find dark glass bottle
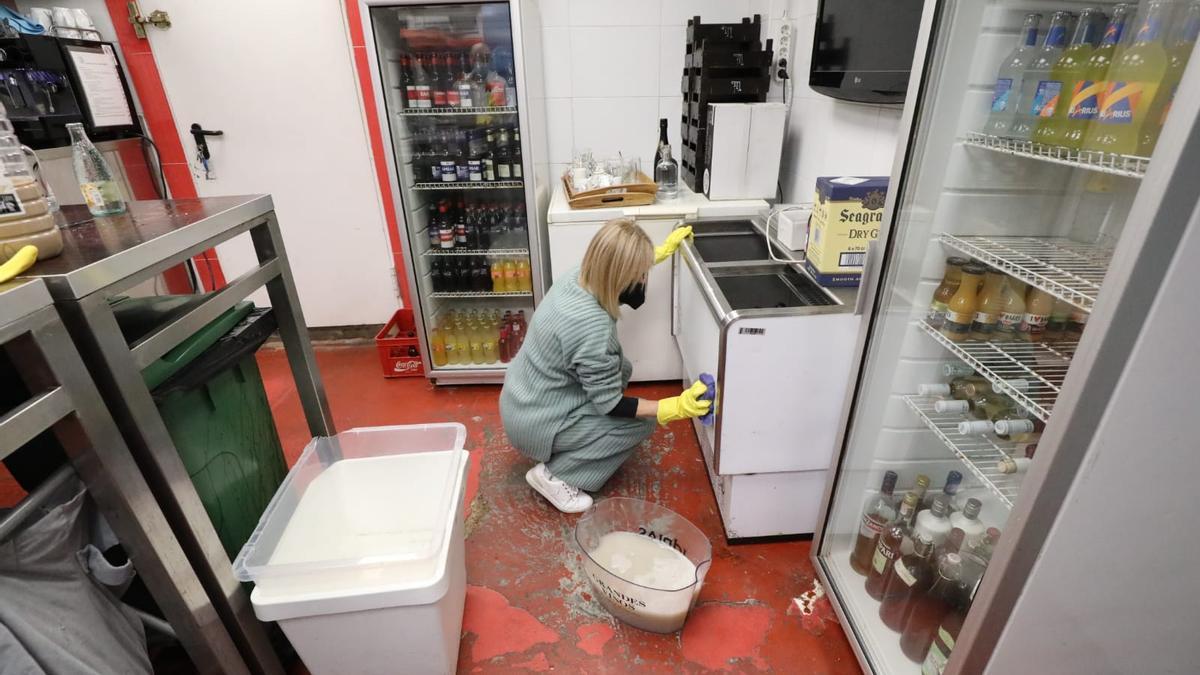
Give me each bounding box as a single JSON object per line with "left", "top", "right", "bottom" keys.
{"left": 850, "top": 471, "right": 898, "bottom": 575}
{"left": 866, "top": 490, "right": 920, "bottom": 599}
{"left": 879, "top": 535, "right": 936, "bottom": 631}
{"left": 900, "top": 551, "right": 966, "bottom": 662}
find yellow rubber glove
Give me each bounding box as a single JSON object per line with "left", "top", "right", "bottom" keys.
{"left": 653, "top": 225, "right": 694, "bottom": 264}
{"left": 656, "top": 379, "right": 712, "bottom": 425}
{"left": 0, "top": 245, "right": 38, "bottom": 283}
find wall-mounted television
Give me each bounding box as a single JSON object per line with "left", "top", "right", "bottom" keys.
{"left": 809, "top": 0, "right": 924, "bottom": 104}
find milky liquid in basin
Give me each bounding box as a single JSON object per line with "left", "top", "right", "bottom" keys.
{"left": 584, "top": 531, "right": 700, "bottom": 633}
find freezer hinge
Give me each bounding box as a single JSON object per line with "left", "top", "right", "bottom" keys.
{"left": 127, "top": 3, "right": 171, "bottom": 39}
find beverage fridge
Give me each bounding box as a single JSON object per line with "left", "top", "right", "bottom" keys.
{"left": 813, "top": 1, "right": 1200, "bottom": 673}
{"left": 359, "top": 0, "right": 549, "bottom": 383}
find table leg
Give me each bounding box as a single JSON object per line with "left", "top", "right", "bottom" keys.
{"left": 53, "top": 295, "right": 284, "bottom": 675}
{"left": 7, "top": 310, "right": 249, "bottom": 675}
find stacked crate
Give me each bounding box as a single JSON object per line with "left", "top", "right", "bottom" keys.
{"left": 680, "top": 15, "right": 773, "bottom": 191}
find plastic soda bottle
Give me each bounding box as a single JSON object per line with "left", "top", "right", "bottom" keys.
{"left": 430, "top": 327, "right": 448, "bottom": 366}
{"left": 985, "top": 13, "right": 1043, "bottom": 136}
{"left": 1060, "top": 5, "right": 1133, "bottom": 149}
{"left": 1138, "top": 1, "right": 1200, "bottom": 156}
{"left": 1009, "top": 11, "right": 1073, "bottom": 140}
{"left": 1084, "top": 1, "right": 1171, "bottom": 155}
{"left": 1033, "top": 8, "right": 1104, "bottom": 146}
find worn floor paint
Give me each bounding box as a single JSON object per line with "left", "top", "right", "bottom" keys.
{"left": 249, "top": 345, "right": 862, "bottom": 673}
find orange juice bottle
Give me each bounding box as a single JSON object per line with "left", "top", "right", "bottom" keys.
{"left": 503, "top": 258, "right": 519, "bottom": 292}
{"left": 941, "top": 263, "right": 987, "bottom": 342}
{"left": 491, "top": 260, "right": 505, "bottom": 293}
{"left": 969, "top": 268, "right": 1007, "bottom": 340}
{"left": 1020, "top": 287, "right": 1056, "bottom": 342}
{"left": 430, "top": 327, "right": 448, "bottom": 366}
{"left": 516, "top": 258, "right": 532, "bottom": 292}
{"left": 993, "top": 278, "right": 1027, "bottom": 341}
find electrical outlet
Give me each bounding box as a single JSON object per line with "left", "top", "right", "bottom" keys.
{"left": 774, "top": 15, "right": 794, "bottom": 83}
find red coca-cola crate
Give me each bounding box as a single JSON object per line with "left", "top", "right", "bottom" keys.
{"left": 375, "top": 309, "right": 424, "bottom": 378}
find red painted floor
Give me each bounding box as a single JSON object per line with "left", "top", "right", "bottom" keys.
{"left": 257, "top": 344, "right": 858, "bottom": 674}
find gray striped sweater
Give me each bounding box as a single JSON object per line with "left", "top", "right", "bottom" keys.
{"left": 499, "top": 267, "right": 630, "bottom": 461}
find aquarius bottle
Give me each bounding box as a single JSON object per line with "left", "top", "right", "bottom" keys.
{"left": 1008, "top": 11, "right": 1073, "bottom": 140}
{"left": 1033, "top": 8, "right": 1103, "bottom": 146}
{"left": 985, "top": 13, "right": 1042, "bottom": 136}
{"left": 1084, "top": 1, "right": 1170, "bottom": 155}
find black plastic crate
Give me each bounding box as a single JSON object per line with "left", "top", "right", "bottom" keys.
{"left": 686, "top": 74, "right": 770, "bottom": 101}
{"left": 686, "top": 15, "right": 762, "bottom": 47}
{"left": 685, "top": 40, "right": 774, "bottom": 71}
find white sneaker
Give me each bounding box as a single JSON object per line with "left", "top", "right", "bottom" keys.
{"left": 525, "top": 463, "right": 593, "bottom": 513}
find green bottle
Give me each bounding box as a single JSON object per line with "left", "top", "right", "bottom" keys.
{"left": 1084, "top": 1, "right": 1171, "bottom": 155}
{"left": 1137, "top": 1, "right": 1200, "bottom": 156}
{"left": 1060, "top": 5, "right": 1133, "bottom": 149}
{"left": 1033, "top": 8, "right": 1104, "bottom": 147}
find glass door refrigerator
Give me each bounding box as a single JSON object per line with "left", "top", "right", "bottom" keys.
{"left": 361, "top": 0, "right": 549, "bottom": 383}
{"left": 814, "top": 1, "right": 1200, "bottom": 673}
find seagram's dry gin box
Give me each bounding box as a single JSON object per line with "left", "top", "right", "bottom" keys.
{"left": 804, "top": 176, "right": 889, "bottom": 287}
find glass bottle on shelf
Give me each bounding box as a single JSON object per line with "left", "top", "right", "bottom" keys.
{"left": 400, "top": 53, "right": 414, "bottom": 109}
{"left": 1084, "top": 1, "right": 1171, "bottom": 155}
{"left": 1044, "top": 298, "right": 1072, "bottom": 341}
{"left": 927, "top": 257, "right": 967, "bottom": 329}
{"left": 654, "top": 118, "right": 669, "bottom": 166}
{"left": 940, "top": 263, "right": 987, "bottom": 341}
{"left": 899, "top": 550, "right": 965, "bottom": 663}
{"left": 850, "top": 470, "right": 899, "bottom": 576}
{"left": 516, "top": 258, "right": 532, "bottom": 292}
{"left": 68, "top": 123, "right": 125, "bottom": 216}
{"left": 482, "top": 128, "right": 497, "bottom": 181}
{"left": 1032, "top": 7, "right": 1103, "bottom": 146}
{"left": 429, "top": 53, "right": 447, "bottom": 108}
{"left": 411, "top": 53, "right": 432, "bottom": 109}
{"left": 913, "top": 495, "right": 953, "bottom": 548}
{"left": 866, "top": 490, "right": 920, "bottom": 599}
{"left": 486, "top": 61, "right": 507, "bottom": 107}
{"left": 969, "top": 268, "right": 1007, "bottom": 340}
{"left": 879, "top": 535, "right": 936, "bottom": 632}
{"left": 430, "top": 327, "right": 447, "bottom": 366}
{"left": 503, "top": 257, "right": 519, "bottom": 292}
{"left": 923, "top": 471, "right": 963, "bottom": 512}
{"left": 443, "top": 52, "right": 460, "bottom": 107}
{"left": 984, "top": 12, "right": 1043, "bottom": 136}
{"left": 949, "top": 498, "right": 986, "bottom": 546}
{"left": 469, "top": 47, "right": 488, "bottom": 108}
{"left": 1019, "top": 286, "right": 1055, "bottom": 341}
{"left": 994, "top": 277, "right": 1027, "bottom": 341}
{"left": 1061, "top": 4, "right": 1133, "bottom": 150}
{"left": 511, "top": 126, "right": 523, "bottom": 179}
{"left": 1008, "top": 11, "right": 1073, "bottom": 140}
{"left": 994, "top": 416, "right": 1045, "bottom": 442}
{"left": 655, "top": 143, "right": 679, "bottom": 200}
{"left": 454, "top": 53, "right": 475, "bottom": 108}
{"left": 491, "top": 257, "right": 505, "bottom": 292}
{"left": 1139, "top": 2, "right": 1200, "bottom": 156}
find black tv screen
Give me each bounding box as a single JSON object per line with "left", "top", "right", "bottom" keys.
{"left": 810, "top": 0, "right": 924, "bottom": 104}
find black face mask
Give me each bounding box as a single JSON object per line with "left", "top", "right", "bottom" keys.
{"left": 619, "top": 282, "right": 646, "bottom": 310}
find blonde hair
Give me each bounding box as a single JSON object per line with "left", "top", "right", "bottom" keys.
{"left": 579, "top": 218, "right": 654, "bottom": 317}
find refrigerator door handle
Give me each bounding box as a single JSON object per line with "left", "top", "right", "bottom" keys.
{"left": 853, "top": 240, "right": 877, "bottom": 315}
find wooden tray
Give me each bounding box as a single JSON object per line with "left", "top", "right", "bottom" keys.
{"left": 562, "top": 171, "right": 657, "bottom": 209}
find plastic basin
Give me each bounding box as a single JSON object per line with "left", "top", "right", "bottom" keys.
{"left": 575, "top": 498, "right": 713, "bottom": 633}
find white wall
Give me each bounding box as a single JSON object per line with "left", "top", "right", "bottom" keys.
{"left": 538, "top": 0, "right": 903, "bottom": 202}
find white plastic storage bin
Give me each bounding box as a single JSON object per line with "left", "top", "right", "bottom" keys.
{"left": 233, "top": 424, "right": 469, "bottom": 675}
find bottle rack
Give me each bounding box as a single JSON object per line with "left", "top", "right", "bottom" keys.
{"left": 422, "top": 248, "right": 529, "bottom": 257}
{"left": 903, "top": 396, "right": 1023, "bottom": 510}
{"left": 396, "top": 106, "right": 517, "bottom": 116}
{"left": 429, "top": 291, "right": 532, "bottom": 299}
{"left": 918, "top": 320, "right": 1075, "bottom": 422}
{"left": 413, "top": 180, "right": 524, "bottom": 191}
{"left": 961, "top": 131, "right": 1149, "bottom": 179}
{"left": 939, "top": 234, "right": 1112, "bottom": 311}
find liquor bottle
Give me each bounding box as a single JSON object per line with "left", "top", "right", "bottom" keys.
{"left": 455, "top": 207, "right": 469, "bottom": 247}
{"left": 913, "top": 495, "right": 953, "bottom": 549}
{"left": 927, "top": 257, "right": 968, "bottom": 328}
{"left": 850, "top": 471, "right": 899, "bottom": 575}
{"left": 879, "top": 535, "right": 936, "bottom": 631}
{"left": 655, "top": 143, "right": 679, "bottom": 200}
{"left": 455, "top": 52, "right": 475, "bottom": 107}
{"left": 1009, "top": 11, "right": 1073, "bottom": 140}
{"left": 430, "top": 327, "right": 448, "bottom": 367}
{"left": 496, "top": 141, "right": 512, "bottom": 180}
{"left": 438, "top": 204, "right": 454, "bottom": 249}
{"left": 949, "top": 498, "right": 985, "bottom": 546}
{"left": 428, "top": 208, "right": 442, "bottom": 249}
{"left": 1061, "top": 5, "right": 1134, "bottom": 150}
{"left": 469, "top": 50, "right": 489, "bottom": 108}
{"left": 1033, "top": 7, "right": 1104, "bottom": 146}
{"left": 400, "top": 53, "right": 415, "bottom": 109}
{"left": 1138, "top": 1, "right": 1200, "bottom": 155}
{"left": 411, "top": 54, "right": 432, "bottom": 109}
{"left": 511, "top": 126, "right": 523, "bottom": 179}
{"left": 866, "top": 491, "right": 920, "bottom": 599}
{"left": 1084, "top": 1, "right": 1171, "bottom": 155}
{"left": 900, "top": 551, "right": 966, "bottom": 663}
{"left": 985, "top": 13, "right": 1043, "bottom": 136}
{"left": 654, "top": 118, "right": 669, "bottom": 166}
{"left": 443, "top": 52, "right": 461, "bottom": 107}
{"left": 68, "top": 123, "right": 126, "bottom": 216}
{"left": 969, "top": 268, "right": 1007, "bottom": 340}
{"left": 993, "top": 277, "right": 1027, "bottom": 341}
{"left": 482, "top": 128, "right": 497, "bottom": 181}
{"left": 913, "top": 473, "right": 931, "bottom": 505}
{"left": 994, "top": 416, "right": 1045, "bottom": 442}
{"left": 940, "top": 263, "right": 987, "bottom": 341}
{"left": 429, "top": 53, "right": 447, "bottom": 107}
{"left": 923, "top": 471, "right": 963, "bottom": 512}
{"left": 1019, "top": 286, "right": 1055, "bottom": 341}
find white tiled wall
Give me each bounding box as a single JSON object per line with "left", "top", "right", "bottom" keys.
{"left": 538, "top": 0, "right": 904, "bottom": 201}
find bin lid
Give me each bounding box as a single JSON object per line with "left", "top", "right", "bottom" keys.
{"left": 232, "top": 424, "right": 467, "bottom": 592}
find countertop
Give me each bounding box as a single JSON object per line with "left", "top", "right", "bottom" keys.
{"left": 547, "top": 181, "right": 769, "bottom": 224}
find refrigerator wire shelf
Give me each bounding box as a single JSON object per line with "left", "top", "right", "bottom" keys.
{"left": 939, "top": 234, "right": 1111, "bottom": 311}
{"left": 396, "top": 105, "right": 518, "bottom": 116}
{"left": 423, "top": 248, "right": 529, "bottom": 257}
{"left": 428, "top": 291, "right": 532, "bottom": 298}
{"left": 903, "top": 396, "right": 1022, "bottom": 509}
{"left": 961, "top": 131, "right": 1149, "bottom": 178}
{"left": 918, "top": 320, "right": 1076, "bottom": 422}
{"left": 413, "top": 181, "right": 524, "bottom": 190}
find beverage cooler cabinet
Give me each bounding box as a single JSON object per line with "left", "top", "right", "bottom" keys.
{"left": 362, "top": 1, "right": 548, "bottom": 383}
{"left": 815, "top": 1, "right": 1200, "bottom": 673}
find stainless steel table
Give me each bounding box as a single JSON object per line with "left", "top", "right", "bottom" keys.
{"left": 19, "top": 196, "right": 335, "bottom": 675}
{"left": 0, "top": 279, "right": 250, "bottom": 674}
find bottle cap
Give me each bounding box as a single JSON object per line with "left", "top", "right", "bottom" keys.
{"left": 946, "top": 257, "right": 970, "bottom": 267}
{"left": 931, "top": 495, "right": 950, "bottom": 518}
{"left": 963, "top": 498, "right": 982, "bottom": 519}
{"left": 945, "top": 470, "right": 963, "bottom": 493}
{"left": 913, "top": 535, "right": 935, "bottom": 556}
{"left": 902, "top": 491, "right": 921, "bottom": 509}
{"left": 987, "top": 528, "right": 1002, "bottom": 544}
{"left": 995, "top": 419, "right": 1036, "bottom": 435}
{"left": 881, "top": 470, "right": 898, "bottom": 495}
{"left": 996, "top": 456, "right": 1018, "bottom": 474}
{"left": 959, "top": 420, "right": 993, "bottom": 435}
{"left": 916, "top": 474, "right": 931, "bottom": 490}
{"left": 919, "top": 383, "right": 952, "bottom": 397}
{"left": 962, "top": 263, "right": 988, "bottom": 275}
{"left": 1002, "top": 378, "right": 1031, "bottom": 393}
{"left": 936, "top": 400, "right": 971, "bottom": 414}
{"left": 942, "top": 362, "right": 975, "bottom": 378}
{"left": 941, "top": 552, "right": 964, "bottom": 576}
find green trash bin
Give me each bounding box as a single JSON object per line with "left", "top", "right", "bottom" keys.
{"left": 110, "top": 295, "right": 288, "bottom": 559}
